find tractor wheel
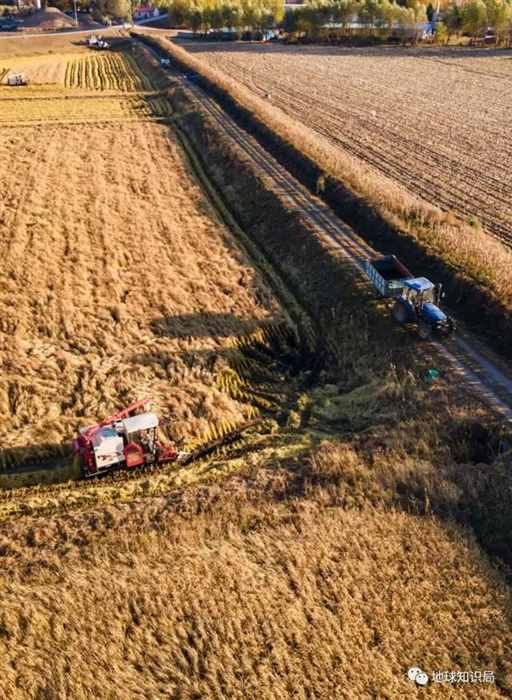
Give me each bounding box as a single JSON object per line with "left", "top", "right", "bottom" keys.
{"left": 418, "top": 321, "right": 432, "bottom": 340}
{"left": 392, "top": 301, "right": 408, "bottom": 325}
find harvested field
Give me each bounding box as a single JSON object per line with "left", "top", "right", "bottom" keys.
{"left": 182, "top": 42, "right": 512, "bottom": 246}
{"left": 0, "top": 121, "right": 283, "bottom": 462}
{"left": 64, "top": 52, "right": 155, "bottom": 91}
{"left": 0, "top": 46, "right": 160, "bottom": 90}
{"left": 0, "top": 53, "right": 71, "bottom": 85}
{"left": 0, "top": 47, "right": 169, "bottom": 124}
{"left": 0, "top": 94, "right": 172, "bottom": 124}
{"left": 0, "top": 32, "right": 127, "bottom": 61}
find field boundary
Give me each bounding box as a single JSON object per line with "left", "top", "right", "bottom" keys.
{"left": 134, "top": 32, "right": 512, "bottom": 365}
{"left": 173, "top": 122, "right": 313, "bottom": 338}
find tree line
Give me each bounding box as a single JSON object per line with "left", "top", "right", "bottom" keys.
{"left": 165, "top": 0, "right": 512, "bottom": 43}
{"left": 440, "top": 0, "right": 512, "bottom": 42}
{"left": 168, "top": 0, "right": 284, "bottom": 34}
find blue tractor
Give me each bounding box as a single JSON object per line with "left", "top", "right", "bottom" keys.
{"left": 392, "top": 277, "right": 455, "bottom": 339}
{"left": 363, "top": 256, "right": 456, "bottom": 339}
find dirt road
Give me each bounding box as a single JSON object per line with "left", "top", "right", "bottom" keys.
{"left": 182, "top": 42, "right": 512, "bottom": 247}
{"left": 145, "top": 43, "right": 512, "bottom": 422}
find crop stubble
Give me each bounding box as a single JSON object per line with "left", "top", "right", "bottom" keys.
{"left": 0, "top": 47, "right": 169, "bottom": 124}
{"left": 184, "top": 42, "right": 512, "bottom": 244}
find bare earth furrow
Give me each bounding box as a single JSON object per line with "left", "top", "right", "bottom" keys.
{"left": 184, "top": 42, "right": 512, "bottom": 243}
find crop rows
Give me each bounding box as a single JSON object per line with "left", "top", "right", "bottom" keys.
{"left": 185, "top": 42, "right": 512, "bottom": 244}
{"left": 0, "top": 95, "right": 170, "bottom": 124}
{"left": 64, "top": 52, "right": 155, "bottom": 92}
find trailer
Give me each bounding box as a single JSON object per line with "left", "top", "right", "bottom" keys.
{"left": 364, "top": 255, "right": 456, "bottom": 339}
{"left": 363, "top": 255, "right": 413, "bottom": 298}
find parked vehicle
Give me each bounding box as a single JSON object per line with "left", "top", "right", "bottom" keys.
{"left": 363, "top": 255, "right": 455, "bottom": 339}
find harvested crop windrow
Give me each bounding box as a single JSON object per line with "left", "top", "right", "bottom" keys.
{"left": 0, "top": 95, "right": 164, "bottom": 124}
{"left": 0, "top": 122, "right": 286, "bottom": 466}
{"left": 64, "top": 51, "right": 157, "bottom": 92}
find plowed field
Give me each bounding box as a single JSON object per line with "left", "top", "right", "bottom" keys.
{"left": 183, "top": 42, "right": 512, "bottom": 245}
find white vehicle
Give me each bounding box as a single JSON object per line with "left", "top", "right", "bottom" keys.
{"left": 160, "top": 58, "right": 170, "bottom": 67}
{"left": 7, "top": 72, "right": 27, "bottom": 86}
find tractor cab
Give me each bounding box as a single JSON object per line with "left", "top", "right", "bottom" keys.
{"left": 115, "top": 412, "right": 159, "bottom": 468}
{"left": 394, "top": 277, "right": 455, "bottom": 339}
{"left": 402, "top": 277, "right": 438, "bottom": 307}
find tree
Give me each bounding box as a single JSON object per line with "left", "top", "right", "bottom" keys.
{"left": 360, "top": 0, "right": 382, "bottom": 34}
{"left": 461, "top": 0, "right": 487, "bottom": 37}
{"left": 189, "top": 8, "right": 203, "bottom": 33}
{"left": 426, "top": 1, "right": 434, "bottom": 22}
{"left": 485, "top": 0, "right": 512, "bottom": 42}
{"left": 168, "top": 0, "right": 192, "bottom": 26}
{"left": 444, "top": 3, "right": 462, "bottom": 38}
{"left": 406, "top": 0, "right": 427, "bottom": 23}
{"left": 282, "top": 6, "right": 299, "bottom": 33}
{"left": 331, "top": 0, "right": 356, "bottom": 35}
{"left": 435, "top": 19, "right": 448, "bottom": 43}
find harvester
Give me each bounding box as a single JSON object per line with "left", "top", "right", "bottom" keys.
{"left": 6, "top": 73, "right": 27, "bottom": 86}
{"left": 73, "top": 398, "right": 178, "bottom": 478}
{"left": 87, "top": 35, "right": 110, "bottom": 49}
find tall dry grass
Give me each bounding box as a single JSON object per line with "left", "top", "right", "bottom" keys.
{"left": 0, "top": 437, "right": 511, "bottom": 698}
{"left": 0, "top": 121, "right": 284, "bottom": 465}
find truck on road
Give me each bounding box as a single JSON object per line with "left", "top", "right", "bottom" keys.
{"left": 364, "top": 255, "right": 455, "bottom": 339}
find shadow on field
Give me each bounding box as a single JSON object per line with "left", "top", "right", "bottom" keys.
{"left": 151, "top": 312, "right": 279, "bottom": 339}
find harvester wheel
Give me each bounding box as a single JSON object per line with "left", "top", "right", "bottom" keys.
{"left": 392, "top": 301, "right": 408, "bottom": 325}
{"left": 418, "top": 321, "right": 432, "bottom": 340}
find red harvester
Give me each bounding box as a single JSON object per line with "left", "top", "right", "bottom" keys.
{"left": 73, "top": 398, "right": 178, "bottom": 478}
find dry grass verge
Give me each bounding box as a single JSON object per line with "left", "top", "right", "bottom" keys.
{"left": 136, "top": 33, "right": 512, "bottom": 361}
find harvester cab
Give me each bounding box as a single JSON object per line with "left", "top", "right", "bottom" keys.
{"left": 74, "top": 399, "right": 178, "bottom": 477}
{"left": 393, "top": 277, "right": 455, "bottom": 339}
{"left": 7, "top": 72, "right": 27, "bottom": 86}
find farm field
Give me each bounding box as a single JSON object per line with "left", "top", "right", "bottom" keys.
{"left": 182, "top": 41, "right": 512, "bottom": 245}
{"left": 0, "top": 44, "right": 171, "bottom": 125}
{"left": 0, "top": 49, "right": 156, "bottom": 90}
{"left": 1, "top": 463, "right": 512, "bottom": 698}
{"left": 0, "top": 121, "right": 283, "bottom": 462}
{"left": 0, "top": 41, "right": 285, "bottom": 468}
{"left": 2, "top": 37, "right": 512, "bottom": 699}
